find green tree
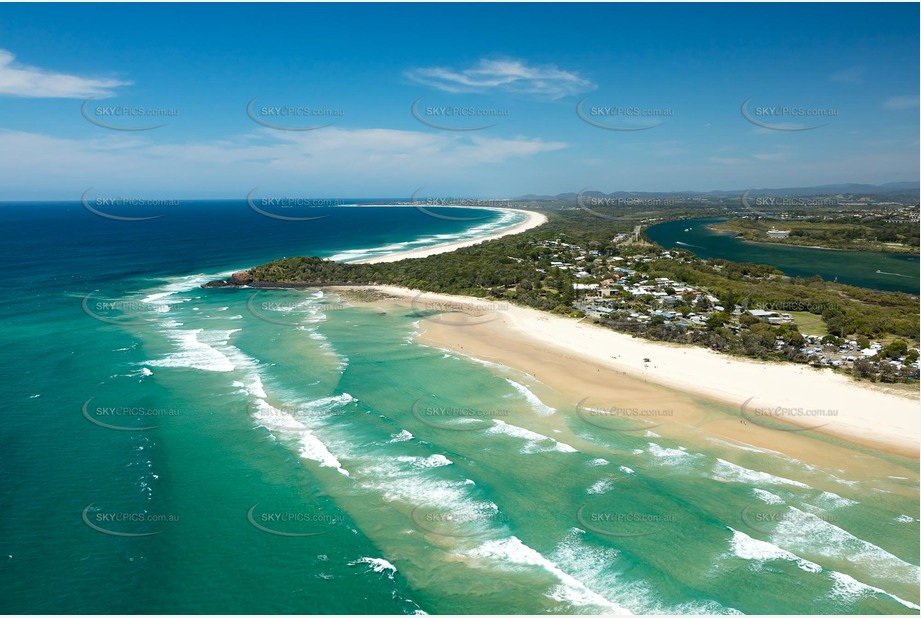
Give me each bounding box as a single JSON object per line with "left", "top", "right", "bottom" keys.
{"left": 739, "top": 313, "right": 761, "bottom": 327}
{"left": 706, "top": 311, "right": 730, "bottom": 330}
{"left": 883, "top": 339, "right": 909, "bottom": 359}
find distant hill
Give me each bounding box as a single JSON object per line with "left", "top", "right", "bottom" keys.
{"left": 517, "top": 182, "right": 919, "bottom": 201}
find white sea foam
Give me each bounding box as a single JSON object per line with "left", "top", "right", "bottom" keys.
{"left": 389, "top": 429, "right": 413, "bottom": 443}
{"left": 619, "top": 466, "right": 635, "bottom": 474}
{"left": 330, "top": 209, "right": 522, "bottom": 263}
{"left": 774, "top": 506, "right": 920, "bottom": 585}
{"left": 751, "top": 488, "right": 785, "bottom": 505}
{"left": 588, "top": 458, "right": 609, "bottom": 467}
{"left": 300, "top": 393, "right": 356, "bottom": 416}
{"left": 646, "top": 442, "right": 703, "bottom": 466}
{"left": 145, "top": 328, "right": 237, "bottom": 372}
{"left": 356, "top": 455, "right": 493, "bottom": 523}
{"left": 349, "top": 557, "right": 397, "bottom": 579}
{"left": 550, "top": 529, "right": 741, "bottom": 614}
{"left": 463, "top": 535, "right": 631, "bottom": 613}
{"left": 140, "top": 271, "right": 233, "bottom": 304}
{"left": 486, "top": 420, "right": 577, "bottom": 454}
{"left": 711, "top": 459, "right": 810, "bottom": 489}
{"left": 251, "top": 400, "right": 350, "bottom": 476}
{"left": 504, "top": 379, "right": 556, "bottom": 416}
{"left": 813, "top": 491, "right": 858, "bottom": 509}
{"left": 728, "top": 528, "right": 821, "bottom": 573}
{"left": 396, "top": 454, "right": 453, "bottom": 469}
{"left": 828, "top": 570, "right": 921, "bottom": 610}
{"left": 587, "top": 479, "right": 614, "bottom": 495}
{"left": 299, "top": 432, "right": 350, "bottom": 476}
{"left": 829, "top": 473, "right": 860, "bottom": 487}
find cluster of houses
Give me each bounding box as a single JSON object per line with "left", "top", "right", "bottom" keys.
{"left": 530, "top": 237, "right": 920, "bottom": 378}
{"left": 798, "top": 337, "right": 918, "bottom": 374}
{"left": 534, "top": 239, "right": 725, "bottom": 326}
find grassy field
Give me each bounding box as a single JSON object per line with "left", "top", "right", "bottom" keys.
{"left": 788, "top": 310, "right": 829, "bottom": 336}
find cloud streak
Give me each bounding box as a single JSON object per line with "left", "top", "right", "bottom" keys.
{"left": 405, "top": 58, "right": 594, "bottom": 99}
{"left": 883, "top": 95, "right": 919, "bottom": 110}
{"left": 0, "top": 127, "right": 567, "bottom": 198}
{"left": 828, "top": 66, "right": 864, "bottom": 85}
{"left": 0, "top": 49, "right": 128, "bottom": 98}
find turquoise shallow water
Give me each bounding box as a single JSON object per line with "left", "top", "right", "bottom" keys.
{"left": 1, "top": 203, "right": 918, "bottom": 614}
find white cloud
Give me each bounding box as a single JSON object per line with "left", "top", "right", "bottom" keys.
{"left": 883, "top": 95, "right": 919, "bottom": 110}
{"left": 0, "top": 49, "right": 128, "bottom": 98}
{"left": 405, "top": 58, "right": 594, "bottom": 99}
{"left": 0, "top": 127, "right": 567, "bottom": 198}
{"left": 829, "top": 66, "right": 865, "bottom": 85}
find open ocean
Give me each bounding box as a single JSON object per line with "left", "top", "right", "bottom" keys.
{"left": 0, "top": 201, "right": 918, "bottom": 614}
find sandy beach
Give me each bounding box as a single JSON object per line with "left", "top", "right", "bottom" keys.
{"left": 354, "top": 208, "right": 548, "bottom": 264}
{"left": 337, "top": 285, "right": 920, "bottom": 459}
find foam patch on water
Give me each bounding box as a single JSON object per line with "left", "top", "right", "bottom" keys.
{"left": 751, "top": 488, "right": 785, "bottom": 505}
{"left": 300, "top": 393, "right": 356, "bottom": 418}
{"left": 728, "top": 528, "right": 821, "bottom": 573}
{"left": 396, "top": 454, "right": 453, "bottom": 469}
{"left": 486, "top": 420, "right": 577, "bottom": 454}
{"left": 773, "top": 506, "right": 920, "bottom": 586}
{"left": 330, "top": 209, "right": 520, "bottom": 263}
{"left": 252, "top": 399, "right": 306, "bottom": 432}
{"left": 389, "top": 430, "right": 413, "bottom": 443}
{"left": 829, "top": 473, "right": 860, "bottom": 488}
{"left": 504, "top": 379, "right": 556, "bottom": 416}
{"left": 813, "top": 491, "right": 858, "bottom": 509}
{"left": 140, "top": 271, "right": 234, "bottom": 305}
{"left": 712, "top": 459, "right": 810, "bottom": 489}
{"left": 550, "top": 529, "right": 741, "bottom": 615}
{"left": 349, "top": 557, "right": 397, "bottom": 580}
{"left": 646, "top": 442, "right": 703, "bottom": 466}
{"left": 588, "top": 458, "right": 609, "bottom": 467}
{"left": 251, "top": 399, "right": 350, "bottom": 476}
{"left": 356, "top": 456, "right": 494, "bottom": 526}
{"left": 587, "top": 479, "right": 614, "bottom": 495}
{"left": 146, "top": 328, "right": 237, "bottom": 372}
{"left": 299, "top": 432, "right": 350, "bottom": 476}
{"left": 828, "top": 570, "right": 921, "bottom": 610}
{"left": 463, "top": 535, "right": 631, "bottom": 613}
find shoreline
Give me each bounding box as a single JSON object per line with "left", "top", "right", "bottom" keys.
{"left": 353, "top": 207, "right": 547, "bottom": 264}
{"left": 334, "top": 284, "right": 919, "bottom": 458}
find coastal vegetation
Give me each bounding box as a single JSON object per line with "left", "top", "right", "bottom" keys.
{"left": 206, "top": 207, "right": 920, "bottom": 384}
{"left": 711, "top": 215, "right": 919, "bottom": 253}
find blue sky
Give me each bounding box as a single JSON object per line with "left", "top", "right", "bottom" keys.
{"left": 0, "top": 3, "right": 917, "bottom": 200}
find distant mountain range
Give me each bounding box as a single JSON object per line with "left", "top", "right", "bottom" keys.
{"left": 517, "top": 182, "right": 919, "bottom": 201}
